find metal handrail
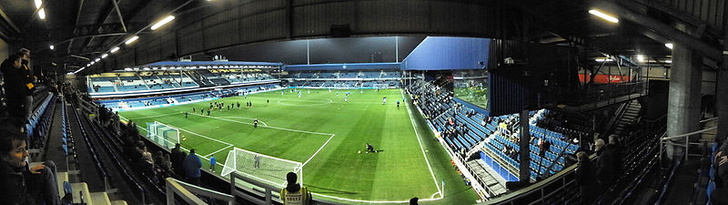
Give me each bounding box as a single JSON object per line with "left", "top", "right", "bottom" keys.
{"left": 166, "top": 177, "right": 233, "bottom": 205}
{"left": 659, "top": 122, "right": 717, "bottom": 161}
{"left": 660, "top": 127, "right": 717, "bottom": 141}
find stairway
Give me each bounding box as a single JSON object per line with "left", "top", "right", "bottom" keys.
{"left": 613, "top": 100, "right": 641, "bottom": 136}
{"left": 467, "top": 159, "right": 508, "bottom": 196}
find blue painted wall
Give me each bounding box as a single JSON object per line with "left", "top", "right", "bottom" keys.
{"left": 401, "top": 37, "right": 490, "bottom": 70}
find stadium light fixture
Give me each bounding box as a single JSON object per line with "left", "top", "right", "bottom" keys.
{"left": 125, "top": 36, "right": 139, "bottom": 45}
{"left": 665, "top": 43, "right": 674, "bottom": 49}
{"left": 101, "top": 54, "right": 109, "bottom": 59}
{"left": 636, "top": 55, "right": 645, "bottom": 62}
{"left": 34, "top": 0, "right": 46, "bottom": 20}
{"left": 665, "top": 60, "right": 672, "bottom": 64}
{"left": 595, "top": 58, "right": 614, "bottom": 62}
{"left": 589, "top": 9, "right": 618, "bottom": 23}
{"left": 49, "top": 45, "right": 54, "bottom": 50}
{"left": 94, "top": 58, "right": 101, "bottom": 62}
{"left": 151, "top": 15, "right": 175, "bottom": 30}
{"left": 110, "top": 47, "right": 120, "bottom": 53}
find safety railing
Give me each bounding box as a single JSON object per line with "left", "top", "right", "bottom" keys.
{"left": 659, "top": 117, "right": 718, "bottom": 162}
{"left": 165, "top": 177, "right": 233, "bottom": 205}
{"left": 71, "top": 102, "right": 112, "bottom": 191}
{"left": 87, "top": 113, "right": 147, "bottom": 204}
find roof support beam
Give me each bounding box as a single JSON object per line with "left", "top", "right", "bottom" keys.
{"left": 82, "top": 0, "right": 122, "bottom": 51}
{"left": 595, "top": 1, "right": 721, "bottom": 61}
{"left": 0, "top": 5, "right": 20, "bottom": 33}
{"left": 21, "top": 0, "right": 52, "bottom": 33}
{"left": 110, "top": 0, "right": 128, "bottom": 32}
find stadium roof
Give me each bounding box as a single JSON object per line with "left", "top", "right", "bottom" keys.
{"left": 146, "top": 61, "right": 284, "bottom": 67}
{"left": 283, "top": 62, "right": 400, "bottom": 71}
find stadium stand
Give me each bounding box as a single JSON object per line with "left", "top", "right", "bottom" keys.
{"left": 406, "top": 79, "right": 585, "bottom": 198}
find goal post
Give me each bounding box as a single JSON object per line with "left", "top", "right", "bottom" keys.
{"left": 145, "top": 121, "right": 180, "bottom": 149}
{"left": 221, "top": 147, "right": 303, "bottom": 187}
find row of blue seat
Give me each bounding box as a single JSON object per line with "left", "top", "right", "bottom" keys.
{"left": 27, "top": 94, "right": 56, "bottom": 148}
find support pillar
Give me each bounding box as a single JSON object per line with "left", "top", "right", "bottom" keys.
{"left": 519, "top": 109, "right": 531, "bottom": 182}
{"left": 717, "top": 63, "right": 728, "bottom": 143}
{"left": 667, "top": 36, "right": 703, "bottom": 160}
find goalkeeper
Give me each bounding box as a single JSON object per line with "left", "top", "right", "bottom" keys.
{"left": 366, "top": 143, "right": 376, "bottom": 153}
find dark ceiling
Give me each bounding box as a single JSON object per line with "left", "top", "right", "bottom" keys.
{"left": 0, "top": 0, "right": 719, "bottom": 75}
{"left": 0, "top": 0, "right": 198, "bottom": 70}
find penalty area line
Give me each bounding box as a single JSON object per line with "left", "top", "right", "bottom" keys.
{"left": 301, "top": 134, "right": 335, "bottom": 167}
{"left": 205, "top": 145, "right": 233, "bottom": 158}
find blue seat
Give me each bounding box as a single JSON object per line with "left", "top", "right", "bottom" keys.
{"left": 63, "top": 181, "right": 72, "bottom": 196}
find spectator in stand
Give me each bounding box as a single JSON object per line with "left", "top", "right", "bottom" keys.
{"left": 0, "top": 121, "right": 60, "bottom": 205}
{"left": 170, "top": 143, "right": 186, "bottom": 178}
{"left": 712, "top": 143, "right": 728, "bottom": 204}
{"left": 594, "top": 139, "right": 615, "bottom": 190}
{"left": 280, "top": 172, "right": 312, "bottom": 205}
{"left": 607, "top": 135, "right": 624, "bottom": 176}
{"left": 18, "top": 49, "right": 35, "bottom": 123}
{"left": 574, "top": 151, "right": 597, "bottom": 204}
{"left": 183, "top": 149, "right": 202, "bottom": 185}
{"left": 1, "top": 53, "right": 29, "bottom": 127}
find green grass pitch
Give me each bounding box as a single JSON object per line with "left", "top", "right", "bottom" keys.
{"left": 119, "top": 89, "right": 478, "bottom": 204}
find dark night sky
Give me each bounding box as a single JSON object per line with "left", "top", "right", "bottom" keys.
{"left": 191, "top": 36, "right": 426, "bottom": 65}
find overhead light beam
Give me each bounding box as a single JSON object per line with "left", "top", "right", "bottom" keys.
{"left": 125, "top": 35, "right": 139, "bottom": 45}
{"left": 589, "top": 9, "right": 619, "bottom": 23}
{"left": 151, "top": 15, "right": 175, "bottom": 30}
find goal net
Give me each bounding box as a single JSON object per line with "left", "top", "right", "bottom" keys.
{"left": 145, "top": 121, "right": 180, "bottom": 149}
{"left": 221, "top": 147, "right": 303, "bottom": 187}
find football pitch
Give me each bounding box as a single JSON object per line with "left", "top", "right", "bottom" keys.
{"left": 119, "top": 89, "right": 478, "bottom": 204}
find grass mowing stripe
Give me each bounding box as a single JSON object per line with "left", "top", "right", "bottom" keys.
{"left": 191, "top": 112, "right": 333, "bottom": 136}
{"left": 401, "top": 89, "right": 443, "bottom": 199}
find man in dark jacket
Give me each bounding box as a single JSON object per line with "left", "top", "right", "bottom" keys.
{"left": 1, "top": 54, "right": 29, "bottom": 126}
{"left": 170, "top": 143, "right": 186, "bottom": 178}
{"left": 575, "top": 151, "right": 597, "bottom": 204}
{"left": 0, "top": 121, "right": 60, "bottom": 205}
{"left": 18, "top": 48, "right": 35, "bottom": 122}
{"left": 183, "top": 149, "right": 201, "bottom": 185}
{"left": 595, "top": 139, "right": 615, "bottom": 190}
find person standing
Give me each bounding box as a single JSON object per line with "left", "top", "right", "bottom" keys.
{"left": 594, "top": 139, "right": 615, "bottom": 191}
{"left": 254, "top": 154, "right": 261, "bottom": 169}
{"left": 574, "top": 151, "right": 597, "bottom": 204}
{"left": 209, "top": 155, "right": 216, "bottom": 171}
{"left": 18, "top": 49, "right": 35, "bottom": 122}
{"left": 280, "top": 172, "right": 311, "bottom": 205}
{"left": 170, "top": 143, "right": 186, "bottom": 178}
{"left": 253, "top": 118, "right": 259, "bottom": 128}
{"left": 183, "top": 149, "right": 202, "bottom": 185}
{"left": 1, "top": 54, "right": 29, "bottom": 126}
